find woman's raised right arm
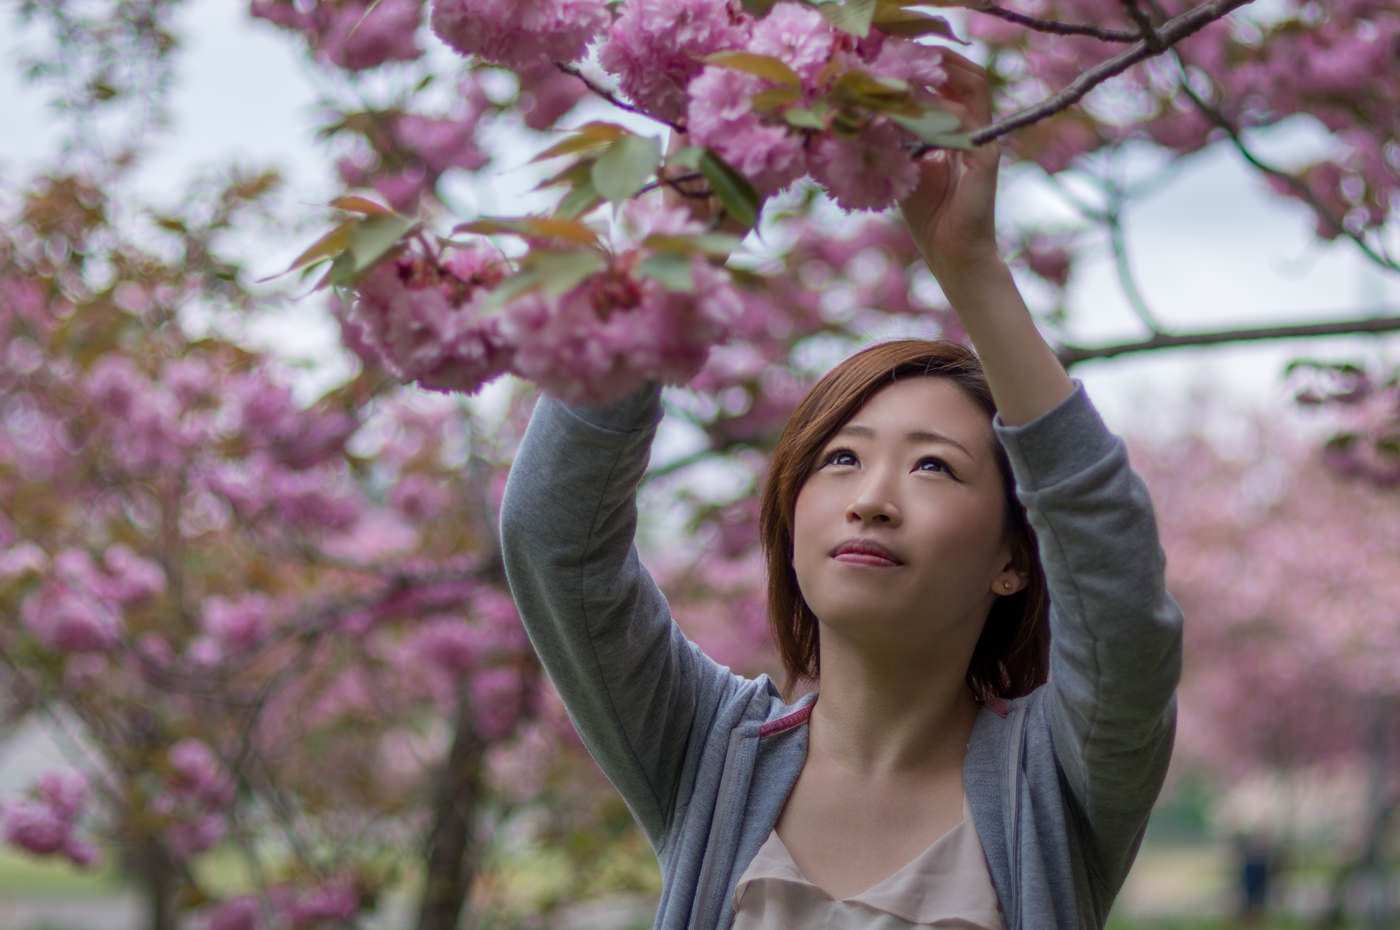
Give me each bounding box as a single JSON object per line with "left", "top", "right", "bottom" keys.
{"left": 498, "top": 385, "right": 745, "bottom": 847}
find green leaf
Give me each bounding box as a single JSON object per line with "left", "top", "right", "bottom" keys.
{"left": 698, "top": 150, "right": 762, "bottom": 230}
{"left": 740, "top": 0, "right": 778, "bottom": 14}
{"left": 531, "top": 121, "right": 630, "bottom": 162}
{"left": 830, "top": 68, "right": 919, "bottom": 113}
{"left": 819, "top": 0, "right": 878, "bottom": 37}
{"left": 556, "top": 178, "right": 603, "bottom": 220}
{"left": 666, "top": 145, "right": 708, "bottom": 171}
{"left": 316, "top": 250, "right": 358, "bottom": 290}
{"left": 888, "top": 108, "right": 964, "bottom": 143}
{"left": 480, "top": 268, "right": 544, "bottom": 310}
{"left": 591, "top": 134, "right": 661, "bottom": 203}
{"left": 458, "top": 216, "right": 602, "bottom": 246}
{"left": 330, "top": 195, "right": 395, "bottom": 216}
{"left": 534, "top": 160, "right": 593, "bottom": 192}
{"left": 642, "top": 233, "right": 746, "bottom": 256}
{"left": 637, "top": 254, "right": 695, "bottom": 292}
{"left": 345, "top": 214, "right": 418, "bottom": 275}
{"left": 926, "top": 131, "right": 975, "bottom": 150}
{"left": 784, "top": 107, "right": 826, "bottom": 130}
{"left": 702, "top": 51, "right": 802, "bottom": 88}
{"left": 753, "top": 85, "right": 803, "bottom": 111}
{"left": 264, "top": 220, "right": 357, "bottom": 282}
{"left": 525, "top": 249, "right": 609, "bottom": 298}
{"left": 872, "top": 3, "right": 961, "bottom": 40}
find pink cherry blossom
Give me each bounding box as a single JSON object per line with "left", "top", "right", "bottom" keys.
{"left": 430, "top": 0, "right": 611, "bottom": 71}
{"left": 345, "top": 244, "right": 515, "bottom": 395}
{"left": 685, "top": 67, "right": 807, "bottom": 195}
{"left": 394, "top": 111, "right": 491, "bottom": 178}
{"left": 598, "top": 0, "right": 750, "bottom": 124}
{"left": 502, "top": 246, "right": 741, "bottom": 404}
{"left": 0, "top": 542, "right": 47, "bottom": 580}
{"left": 101, "top": 545, "right": 166, "bottom": 603}
{"left": 2, "top": 799, "right": 68, "bottom": 855}
{"left": 808, "top": 118, "right": 921, "bottom": 211}
{"left": 205, "top": 896, "right": 261, "bottom": 930}
{"left": 290, "top": 881, "right": 360, "bottom": 927}
{"left": 514, "top": 60, "right": 589, "bottom": 130}
{"left": 36, "top": 769, "right": 88, "bottom": 820}
{"left": 169, "top": 740, "right": 236, "bottom": 807}
{"left": 168, "top": 812, "right": 229, "bottom": 857}
{"left": 20, "top": 581, "right": 122, "bottom": 653}
{"left": 389, "top": 474, "right": 452, "bottom": 520}
{"left": 866, "top": 38, "right": 947, "bottom": 97}
{"left": 250, "top": 0, "right": 425, "bottom": 71}
{"left": 748, "top": 1, "right": 838, "bottom": 86}
{"left": 470, "top": 666, "right": 523, "bottom": 740}
{"left": 202, "top": 594, "right": 273, "bottom": 651}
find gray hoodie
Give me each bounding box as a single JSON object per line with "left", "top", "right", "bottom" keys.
{"left": 499, "top": 381, "right": 1181, "bottom": 930}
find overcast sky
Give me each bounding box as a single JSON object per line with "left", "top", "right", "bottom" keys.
{"left": 3, "top": 3, "right": 1397, "bottom": 438}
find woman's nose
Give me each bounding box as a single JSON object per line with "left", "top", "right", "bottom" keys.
{"left": 846, "top": 480, "right": 901, "bottom": 525}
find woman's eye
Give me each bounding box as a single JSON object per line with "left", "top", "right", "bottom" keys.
{"left": 916, "top": 457, "right": 953, "bottom": 476}
{"left": 822, "top": 449, "right": 857, "bottom": 468}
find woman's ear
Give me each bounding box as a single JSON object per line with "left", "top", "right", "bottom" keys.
{"left": 990, "top": 566, "right": 1029, "bottom": 597}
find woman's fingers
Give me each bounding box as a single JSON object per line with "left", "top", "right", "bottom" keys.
{"left": 935, "top": 51, "right": 993, "bottom": 130}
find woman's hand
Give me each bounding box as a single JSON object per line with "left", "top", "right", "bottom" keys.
{"left": 898, "top": 52, "right": 1003, "bottom": 285}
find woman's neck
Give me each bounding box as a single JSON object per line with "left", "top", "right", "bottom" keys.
{"left": 807, "top": 640, "right": 981, "bottom": 779}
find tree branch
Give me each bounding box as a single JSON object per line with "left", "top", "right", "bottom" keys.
{"left": 1102, "top": 182, "right": 1163, "bottom": 333}
{"left": 970, "top": 0, "right": 1255, "bottom": 146}
{"left": 1168, "top": 59, "right": 1400, "bottom": 275}
{"left": 555, "top": 62, "right": 684, "bottom": 132}
{"left": 970, "top": 3, "right": 1139, "bottom": 42}
{"left": 1056, "top": 312, "right": 1400, "bottom": 367}
{"left": 1118, "top": 0, "right": 1166, "bottom": 49}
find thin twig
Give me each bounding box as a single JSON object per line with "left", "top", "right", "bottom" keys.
{"left": 971, "top": 3, "right": 1139, "bottom": 42}
{"left": 1118, "top": 0, "right": 1166, "bottom": 48}
{"left": 554, "top": 63, "right": 684, "bottom": 132}
{"left": 640, "top": 170, "right": 712, "bottom": 200}
{"left": 1168, "top": 58, "right": 1400, "bottom": 274}
{"left": 968, "top": 0, "right": 1256, "bottom": 146}
{"left": 1101, "top": 181, "right": 1162, "bottom": 333}
{"left": 1056, "top": 312, "right": 1400, "bottom": 367}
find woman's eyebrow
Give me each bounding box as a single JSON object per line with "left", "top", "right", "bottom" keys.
{"left": 834, "top": 423, "right": 975, "bottom": 460}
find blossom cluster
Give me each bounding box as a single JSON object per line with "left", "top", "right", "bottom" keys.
{"left": 1, "top": 769, "right": 100, "bottom": 866}
{"left": 250, "top": 0, "right": 426, "bottom": 70}
{"left": 19, "top": 546, "right": 164, "bottom": 653}
{"left": 337, "top": 76, "right": 497, "bottom": 212}
{"left": 428, "top": 0, "right": 951, "bottom": 210}
{"left": 341, "top": 241, "right": 515, "bottom": 393}
{"left": 155, "top": 740, "right": 238, "bottom": 858}
{"left": 343, "top": 199, "right": 744, "bottom": 403}
{"left": 204, "top": 877, "right": 360, "bottom": 930}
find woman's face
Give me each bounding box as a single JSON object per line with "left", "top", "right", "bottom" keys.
{"left": 790, "top": 377, "right": 1024, "bottom": 657}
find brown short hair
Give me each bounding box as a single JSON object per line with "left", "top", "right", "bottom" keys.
{"left": 758, "top": 340, "right": 1049, "bottom": 704}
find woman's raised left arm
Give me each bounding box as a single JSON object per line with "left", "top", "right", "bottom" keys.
{"left": 902, "top": 54, "right": 1183, "bottom": 895}
{"left": 898, "top": 52, "right": 1073, "bottom": 426}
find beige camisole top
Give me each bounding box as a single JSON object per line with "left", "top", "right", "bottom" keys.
{"left": 730, "top": 797, "right": 1007, "bottom": 929}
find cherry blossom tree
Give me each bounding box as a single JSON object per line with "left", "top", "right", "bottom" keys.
{"left": 1131, "top": 417, "right": 1400, "bottom": 925}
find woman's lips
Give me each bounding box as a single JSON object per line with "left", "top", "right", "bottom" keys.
{"left": 832, "top": 551, "right": 901, "bottom": 567}
{"left": 830, "top": 539, "right": 903, "bottom": 566}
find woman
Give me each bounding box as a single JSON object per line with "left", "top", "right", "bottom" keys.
{"left": 498, "top": 55, "right": 1181, "bottom": 930}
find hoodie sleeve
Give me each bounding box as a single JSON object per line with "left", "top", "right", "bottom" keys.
{"left": 994, "top": 383, "right": 1183, "bottom": 891}
{"left": 498, "top": 385, "right": 746, "bottom": 849}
